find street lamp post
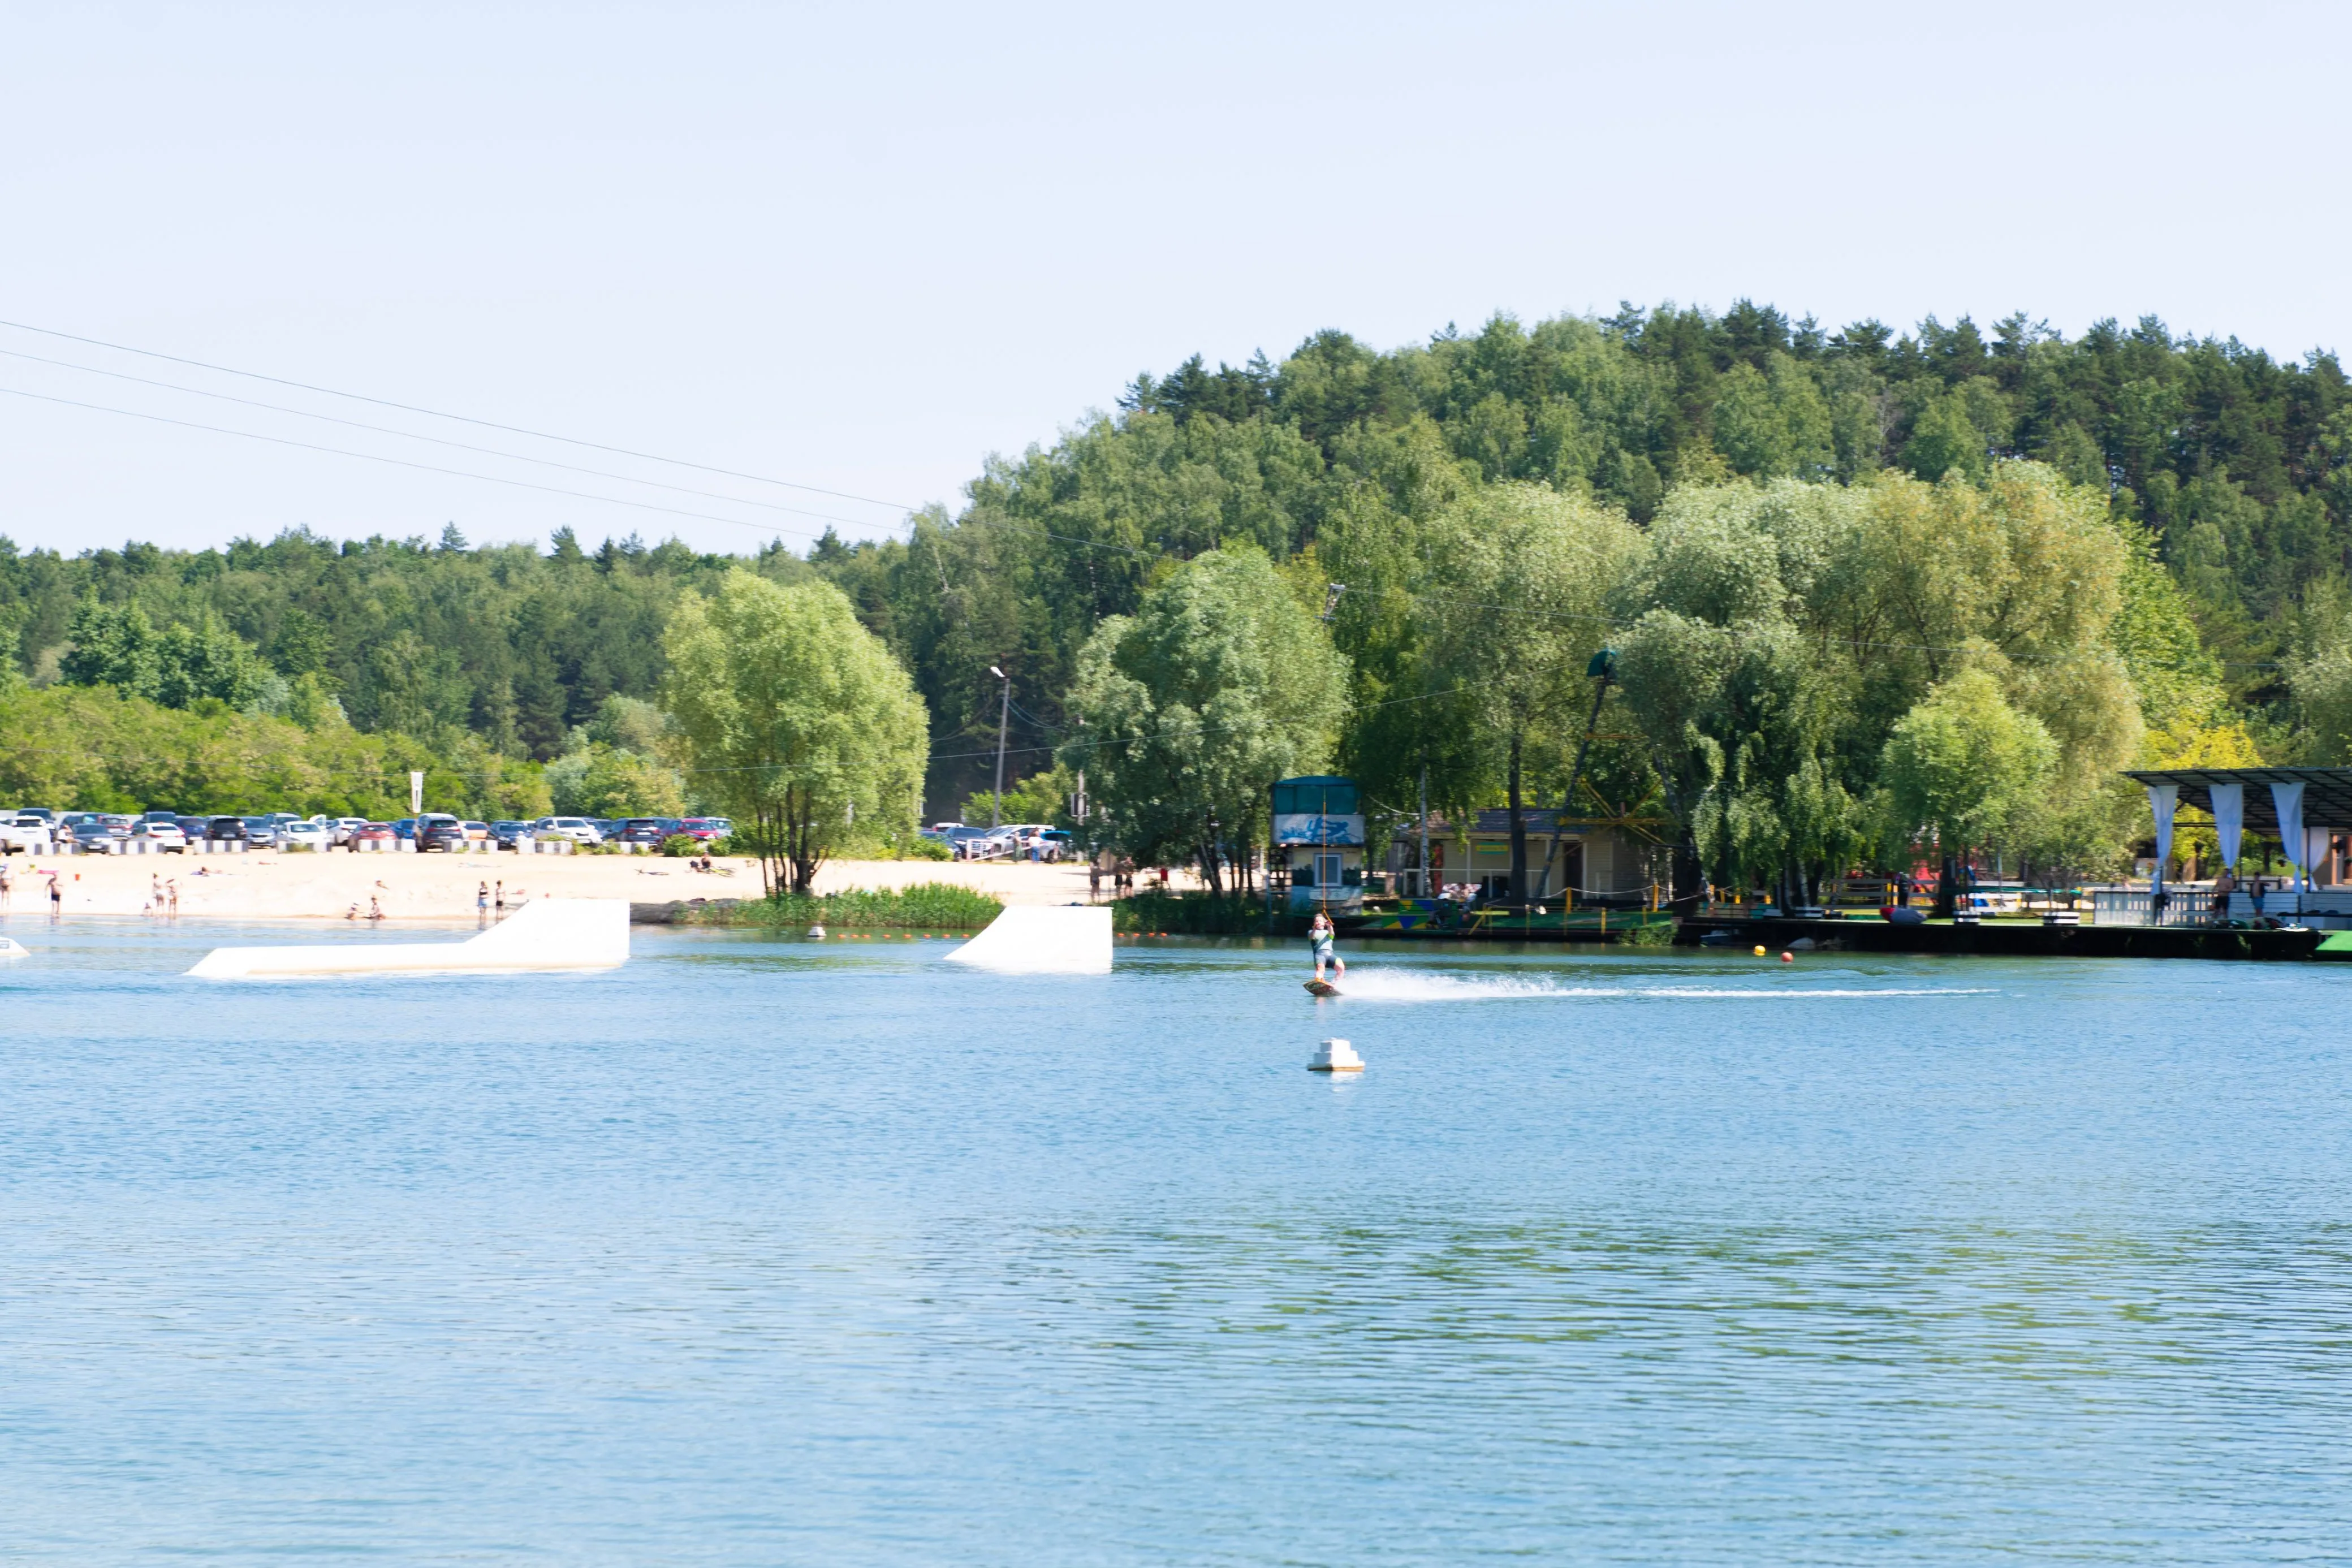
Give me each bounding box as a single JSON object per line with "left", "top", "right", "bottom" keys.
{"left": 989, "top": 664, "right": 1010, "bottom": 830}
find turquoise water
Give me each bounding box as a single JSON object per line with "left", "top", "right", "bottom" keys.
{"left": 2, "top": 919, "right": 2348, "bottom": 1563}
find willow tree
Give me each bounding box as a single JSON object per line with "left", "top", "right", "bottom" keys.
{"left": 1878, "top": 669, "right": 2057, "bottom": 915}
{"left": 1060, "top": 546, "right": 1345, "bottom": 893}
{"left": 1421, "top": 484, "right": 1641, "bottom": 902}
{"left": 663, "top": 570, "right": 928, "bottom": 896}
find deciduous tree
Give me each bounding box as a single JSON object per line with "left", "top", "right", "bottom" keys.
{"left": 663, "top": 571, "right": 929, "bottom": 895}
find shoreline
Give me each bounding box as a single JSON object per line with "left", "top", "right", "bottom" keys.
{"left": 0, "top": 852, "right": 1189, "bottom": 923}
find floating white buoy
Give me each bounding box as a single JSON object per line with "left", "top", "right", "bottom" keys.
{"left": 0, "top": 936, "right": 26, "bottom": 959}
{"left": 808, "top": 923, "right": 827, "bottom": 940}
{"left": 1309, "top": 1037, "right": 1363, "bottom": 1073}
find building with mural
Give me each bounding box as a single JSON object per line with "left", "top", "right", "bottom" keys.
{"left": 1271, "top": 775, "right": 1365, "bottom": 912}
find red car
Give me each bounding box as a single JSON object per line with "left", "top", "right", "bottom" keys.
{"left": 349, "top": 822, "right": 396, "bottom": 845}
{"left": 679, "top": 817, "right": 733, "bottom": 841}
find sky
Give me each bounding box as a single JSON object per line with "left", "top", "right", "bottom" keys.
{"left": 2, "top": 0, "right": 2346, "bottom": 559}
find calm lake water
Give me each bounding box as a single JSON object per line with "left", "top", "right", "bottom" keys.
{"left": 2, "top": 917, "right": 2347, "bottom": 1564}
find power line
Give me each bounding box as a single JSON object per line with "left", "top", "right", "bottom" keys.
{"left": 0, "top": 345, "right": 907, "bottom": 531}
{"left": 0, "top": 385, "right": 856, "bottom": 542}
{"left": 0, "top": 317, "right": 922, "bottom": 515}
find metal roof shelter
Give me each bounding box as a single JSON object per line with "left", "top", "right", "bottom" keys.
{"left": 2122, "top": 768, "right": 2352, "bottom": 831}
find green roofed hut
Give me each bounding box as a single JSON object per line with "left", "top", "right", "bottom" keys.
{"left": 2114, "top": 767, "right": 2352, "bottom": 928}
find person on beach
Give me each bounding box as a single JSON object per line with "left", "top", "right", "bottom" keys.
{"left": 0, "top": 861, "right": 12, "bottom": 905}
{"left": 167, "top": 879, "right": 178, "bottom": 915}
{"left": 49, "top": 875, "right": 62, "bottom": 915}
{"left": 346, "top": 902, "right": 360, "bottom": 921}
{"left": 477, "top": 880, "right": 490, "bottom": 915}
{"left": 1089, "top": 861, "right": 1102, "bottom": 899}
{"left": 1309, "top": 909, "right": 1344, "bottom": 983}
{"left": 494, "top": 880, "right": 504, "bottom": 912}
{"left": 367, "top": 895, "right": 384, "bottom": 921}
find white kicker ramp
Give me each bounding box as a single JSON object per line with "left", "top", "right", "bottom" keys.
{"left": 187, "top": 898, "right": 630, "bottom": 979}
{"left": 944, "top": 904, "right": 1112, "bottom": 974}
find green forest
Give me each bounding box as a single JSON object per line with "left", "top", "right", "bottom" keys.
{"left": 7, "top": 302, "right": 2351, "bottom": 899}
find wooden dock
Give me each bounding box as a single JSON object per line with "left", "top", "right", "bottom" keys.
{"left": 1675, "top": 914, "right": 2323, "bottom": 961}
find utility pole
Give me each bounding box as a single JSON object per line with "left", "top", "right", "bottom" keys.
{"left": 1418, "top": 759, "right": 1430, "bottom": 900}
{"left": 989, "top": 664, "right": 1010, "bottom": 829}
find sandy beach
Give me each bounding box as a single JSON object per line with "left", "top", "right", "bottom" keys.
{"left": 0, "top": 849, "right": 1181, "bottom": 923}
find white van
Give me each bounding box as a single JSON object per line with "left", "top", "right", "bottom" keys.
{"left": 534, "top": 815, "right": 605, "bottom": 845}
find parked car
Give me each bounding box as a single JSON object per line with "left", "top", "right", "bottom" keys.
{"left": 617, "top": 817, "right": 683, "bottom": 845}
{"left": 489, "top": 820, "right": 536, "bottom": 849}
{"left": 241, "top": 815, "right": 286, "bottom": 848}
{"left": 172, "top": 815, "right": 212, "bottom": 839}
{"left": 1035, "top": 828, "right": 1074, "bottom": 862}
{"left": 349, "top": 822, "right": 397, "bottom": 846}
{"left": 329, "top": 817, "right": 370, "bottom": 846}
{"left": 460, "top": 820, "right": 493, "bottom": 841}
{"left": 15, "top": 807, "right": 61, "bottom": 826}
{"left": 138, "top": 809, "right": 183, "bottom": 827}
{"left": 130, "top": 820, "right": 189, "bottom": 852}
{"left": 0, "top": 814, "right": 54, "bottom": 853}
{"left": 679, "top": 817, "right": 733, "bottom": 842}
{"left": 70, "top": 819, "right": 122, "bottom": 853}
{"left": 205, "top": 816, "right": 249, "bottom": 843}
{"left": 591, "top": 819, "right": 622, "bottom": 843}
{"left": 947, "top": 826, "right": 1005, "bottom": 861}
{"left": 533, "top": 816, "right": 604, "bottom": 845}
{"left": 417, "top": 815, "right": 470, "bottom": 852}
{"left": 278, "top": 820, "right": 331, "bottom": 852}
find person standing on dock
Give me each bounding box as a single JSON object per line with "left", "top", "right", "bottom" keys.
{"left": 2210, "top": 865, "right": 2236, "bottom": 925}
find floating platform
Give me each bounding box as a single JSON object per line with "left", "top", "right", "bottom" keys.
{"left": 187, "top": 898, "right": 631, "bottom": 978}
{"left": 1676, "top": 914, "right": 2323, "bottom": 962}
{"left": 944, "top": 905, "right": 1112, "bottom": 974}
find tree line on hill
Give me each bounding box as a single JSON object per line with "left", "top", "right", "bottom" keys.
{"left": 5, "top": 302, "right": 2350, "bottom": 904}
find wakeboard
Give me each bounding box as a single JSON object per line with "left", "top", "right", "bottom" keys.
{"left": 1304, "top": 979, "right": 1341, "bottom": 997}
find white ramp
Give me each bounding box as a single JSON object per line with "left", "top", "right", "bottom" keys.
{"left": 944, "top": 904, "right": 1112, "bottom": 974}
{"left": 187, "top": 898, "right": 629, "bottom": 979}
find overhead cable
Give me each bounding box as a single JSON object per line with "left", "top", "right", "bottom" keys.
{"left": 0, "top": 317, "right": 920, "bottom": 515}
{"left": 0, "top": 385, "right": 845, "bottom": 542}
{"left": 0, "top": 345, "right": 903, "bottom": 531}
